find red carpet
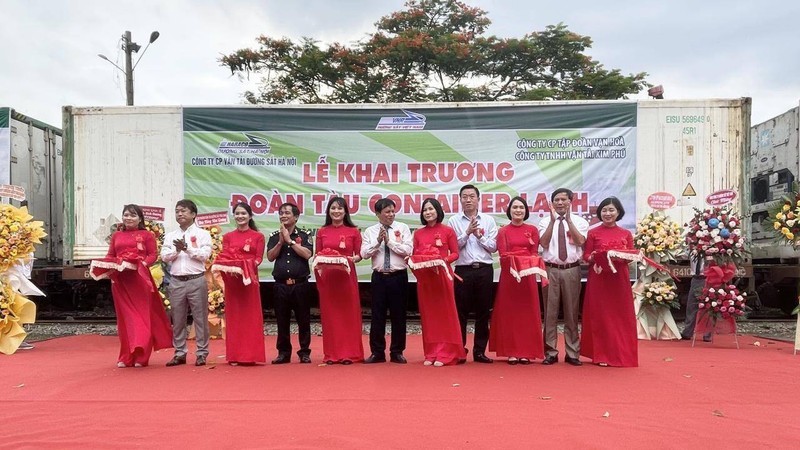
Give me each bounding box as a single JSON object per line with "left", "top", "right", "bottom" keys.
{"left": 4, "top": 333, "right": 799, "bottom": 449}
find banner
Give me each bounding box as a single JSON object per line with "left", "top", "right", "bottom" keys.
{"left": 183, "top": 104, "right": 638, "bottom": 280}
{"left": 0, "top": 107, "right": 10, "bottom": 185}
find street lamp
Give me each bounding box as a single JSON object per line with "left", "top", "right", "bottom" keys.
{"left": 98, "top": 30, "right": 160, "bottom": 106}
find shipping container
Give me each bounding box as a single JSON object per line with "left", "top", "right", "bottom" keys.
{"left": 0, "top": 107, "right": 63, "bottom": 263}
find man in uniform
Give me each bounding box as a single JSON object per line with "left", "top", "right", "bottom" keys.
{"left": 267, "top": 202, "right": 314, "bottom": 364}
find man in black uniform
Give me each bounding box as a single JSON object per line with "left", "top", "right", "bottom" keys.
{"left": 267, "top": 202, "right": 314, "bottom": 364}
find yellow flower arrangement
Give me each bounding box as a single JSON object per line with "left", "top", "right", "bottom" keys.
{"left": 0, "top": 205, "right": 47, "bottom": 273}
{"left": 208, "top": 288, "right": 225, "bottom": 316}
{"left": 159, "top": 290, "right": 171, "bottom": 311}
{"left": 0, "top": 271, "right": 37, "bottom": 354}
{"left": 205, "top": 225, "right": 223, "bottom": 270}
{"left": 634, "top": 211, "right": 684, "bottom": 264}
{"left": 766, "top": 183, "right": 800, "bottom": 249}
{"left": 144, "top": 220, "right": 165, "bottom": 255}
{"left": 637, "top": 280, "right": 680, "bottom": 309}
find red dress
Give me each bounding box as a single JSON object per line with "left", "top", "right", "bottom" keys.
{"left": 411, "top": 224, "right": 466, "bottom": 365}
{"left": 315, "top": 225, "right": 364, "bottom": 363}
{"left": 489, "top": 223, "right": 545, "bottom": 360}
{"left": 217, "top": 229, "right": 266, "bottom": 364}
{"left": 580, "top": 224, "right": 638, "bottom": 367}
{"left": 97, "top": 230, "right": 173, "bottom": 366}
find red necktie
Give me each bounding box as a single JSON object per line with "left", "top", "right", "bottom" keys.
{"left": 383, "top": 225, "right": 391, "bottom": 271}
{"left": 558, "top": 217, "right": 568, "bottom": 262}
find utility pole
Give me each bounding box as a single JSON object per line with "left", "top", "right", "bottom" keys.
{"left": 123, "top": 31, "right": 135, "bottom": 106}
{"left": 99, "top": 30, "right": 159, "bottom": 106}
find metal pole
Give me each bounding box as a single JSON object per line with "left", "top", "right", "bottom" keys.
{"left": 124, "top": 30, "right": 134, "bottom": 106}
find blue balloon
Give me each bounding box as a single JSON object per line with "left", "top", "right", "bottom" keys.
{"left": 720, "top": 229, "right": 731, "bottom": 238}
{"left": 707, "top": 218, "right": 720, "bottom": 228}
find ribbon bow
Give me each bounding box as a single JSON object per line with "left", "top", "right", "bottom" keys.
{"left": 703, "top": 263, "right": 737, "bottom": 286}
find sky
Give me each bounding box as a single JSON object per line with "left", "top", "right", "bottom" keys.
{"left": 2, "top": 0, "right": 798, "bottom": 127}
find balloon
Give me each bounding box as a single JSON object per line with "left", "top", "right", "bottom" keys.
{"left": 707, "top": 218, "right": 720, "bottom": 228}
{"left": 720, "top": 229, "right": 730, "bottom": 238}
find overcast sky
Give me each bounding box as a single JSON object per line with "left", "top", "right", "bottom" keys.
{"left": 2, "top": 0, "right": 798, "bottom": 127}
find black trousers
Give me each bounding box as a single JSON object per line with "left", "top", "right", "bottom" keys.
{"left": 274, "top": 281, "right": 312, "bottom": 357}
{"left": 369, "top": 270, "right": 408, "bottom": 356}
{"left": 454, "top": 265, "right": 494, "bottom": 356}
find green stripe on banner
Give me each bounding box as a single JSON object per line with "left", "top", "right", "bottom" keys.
{"left": 362, "top": 131, "right": 467, "bottom": 162}
{"left": 0, "top": 108, "right": 9, "bottom": 128}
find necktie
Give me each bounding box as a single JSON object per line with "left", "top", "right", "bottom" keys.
{"left": 383, "top": 225, "right": 391, "bottom": 271}
{"left": 557, "top": 217, "right": 568, "bottom": 262}
{"left": 695, "top": 257, "right": 702, "bottom": 276}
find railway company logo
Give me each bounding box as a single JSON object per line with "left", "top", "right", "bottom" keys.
{"left": 376, "top": 110, "right": 426, "bottom": 130}
{"left": 217, "top": 133, "right": 271, "bottom": 154}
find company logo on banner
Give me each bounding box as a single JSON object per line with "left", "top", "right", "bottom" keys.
{"left": 218, "top": 133, "right": 271, "bottom": 154}
{"left": 375, "top": 110, "right": 426, "bottom": 130}
{"left": 183, "top": 103, "right": 638, "bottom": 281}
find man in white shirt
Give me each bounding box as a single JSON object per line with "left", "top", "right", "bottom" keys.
{"left": 160, "top": 199, "right": 213, "bottom": 367}
{"left": 538, "top": 188, "right": 589, "bottom": 366}
{"left": 448, "top": 184, "right": 498, "bottom": 363}
{"left": 361, "top": 198, "right": 413, "bottom": 364}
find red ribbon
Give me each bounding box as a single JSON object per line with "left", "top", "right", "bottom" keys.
{"left": 703, "top": 263, "right": 736, "bottom": 286}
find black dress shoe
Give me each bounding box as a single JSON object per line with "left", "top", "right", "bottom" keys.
{"left": 341, "top": 360, "right": 353, "bottom": 365}
{"left": 195, "top": 356, "right": 207, "bottom": 366}
{"left": 565, "top": 356, "right": 583, "bottom": 366}
{"left": 365, "top": 354, "right": 386, "bottom": 364}
{"left": 299, "top": 355, "right": 312, "bottom": 364}
{"left": 473, "top": 353, "right": 494, "bottom": 364}
{"left": 272, "top": 355, "right": 291, "bottom": 364}
{"left": 166, "top": 355, "right": 186, "bottom": 367}
{"left": 390, "top": 353, "right": 407, "bottom": 364}
{"left": 542, "top": 355, "right": 558, "bottom": 365}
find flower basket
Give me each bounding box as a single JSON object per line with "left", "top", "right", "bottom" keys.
{"left": 685, "top": 206, "right": 746, "bottom": 266}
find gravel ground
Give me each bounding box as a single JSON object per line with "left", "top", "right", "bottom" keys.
{"left": 23, "top": 320, "right": 797, "bottom": 343}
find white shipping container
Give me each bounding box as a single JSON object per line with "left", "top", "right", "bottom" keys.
{"left": 636, "top": 99, "right": 750, "bottom": 232}
{"left": 63, "top": 106, "right": 183, "bottom": 262}
{"left": 2, "top": 108, "right": 63, "bottom": 263}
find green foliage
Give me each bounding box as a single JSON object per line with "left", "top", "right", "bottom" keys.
{"left": 220, "top": 0, "right": 649, "bottom": 104}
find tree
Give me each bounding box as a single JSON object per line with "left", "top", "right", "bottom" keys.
{"left": 219, "top": 0, "right": 648, "bottom": 104}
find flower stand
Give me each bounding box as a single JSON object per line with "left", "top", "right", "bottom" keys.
{"left": 635, "top": 303, "right": 681, "bottom": 340}
{"left": 692, "top": 313, "right": 739, "bottom": 349}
